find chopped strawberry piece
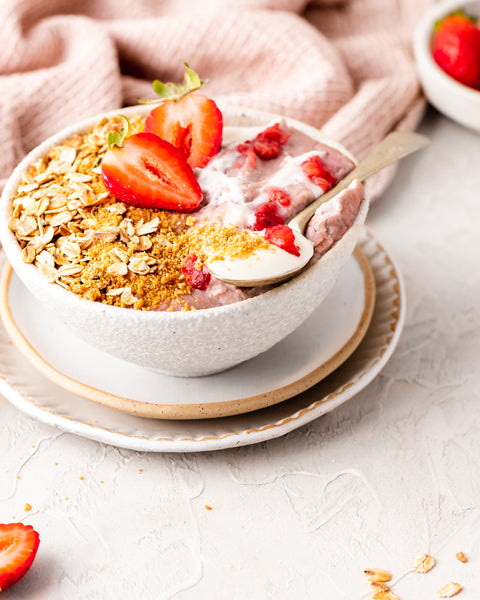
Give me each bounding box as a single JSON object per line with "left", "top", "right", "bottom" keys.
{"left": 253, "top": 123, "right": 291, "bottom": 159}
{"left": 432, "top": 12, "right": 480, "bottom": 90}
{"left": 0, "top": 523, "right": 40, "bottom": 592}
{"left": 182, "top": 253, "right": 211, "bottom": 290}
{"left": 301, "top": 155, "right": 338, "bottom": 191}
{"left": 266, "top": 186, "right": 292, "bottom": 207}
{"left": 101, "top": 132, "right": 203, "bottom": 212}
{"left": 145, "top": 94, "right": 223, "bottom": 169}
{"left": 236, "top": 141, "right": 257, "bottom": 168}
{"left": 265, "top": 225, "right": 300, "bottom": 256}
{"left": 248, "top": 202, "right": 285, "bottom": 231}
{"left": 237, "top": 123, "right": 291, "bottom": 167}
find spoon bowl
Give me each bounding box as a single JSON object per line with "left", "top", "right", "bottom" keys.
{"left": 209, "top": 131, "right": 430, "bottom": 287}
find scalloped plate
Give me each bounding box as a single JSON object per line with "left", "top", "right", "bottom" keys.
{"left": 0, "top": 231, "right": 404, "bottom": 451}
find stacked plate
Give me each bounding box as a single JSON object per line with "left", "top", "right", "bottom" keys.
{"left": 0, "top": 231, "right": 404, "bottom": 452}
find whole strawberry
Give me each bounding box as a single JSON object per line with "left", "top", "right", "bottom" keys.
{"left": 432, "top": 10, "right": 480, "bottom": 90}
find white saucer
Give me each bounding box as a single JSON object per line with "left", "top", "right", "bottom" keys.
{"left": 0, "top": 231, "right": 404, "bottom": 451}
{"left": 0, "top": 249, "right": 375, "bottom": 419}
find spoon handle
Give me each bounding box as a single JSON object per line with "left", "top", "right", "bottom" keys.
{"left": 288, "top": 131, "right": 431, "bottom": 233}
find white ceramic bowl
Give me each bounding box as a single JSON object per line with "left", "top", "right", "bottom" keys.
{"left": 414, "top": 0, "right": 480, "bottom": 132}
{"left": 0, "top": 104, "right": 368, "bottom": 377}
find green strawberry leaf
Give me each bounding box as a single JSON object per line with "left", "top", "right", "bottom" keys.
{"left": 107, "top": 115, "right": 130, "bottom": 149}
{"left": 434, "top": 9, "right": 478, "bottom": 30}
{"left": 138, "top": 63, "right": 206, "bottom": 104}
{"left": 152, "top": 80, "right": 175, "bottom": 99}
{"left": 183, "top": 63, "right": 203, "bottom": 93}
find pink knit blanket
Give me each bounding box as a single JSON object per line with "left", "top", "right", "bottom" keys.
{"left": 0, "top": 0, "right": 432, "bottom": 198}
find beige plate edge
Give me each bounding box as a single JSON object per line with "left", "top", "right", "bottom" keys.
{"left": 0, "top": 247, "right": 375, "bottom": 420}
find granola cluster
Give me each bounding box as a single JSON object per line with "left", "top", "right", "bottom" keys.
{"left": 8, "top": 116, "right": 268, "bottom": 311}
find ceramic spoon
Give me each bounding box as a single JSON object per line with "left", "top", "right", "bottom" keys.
{"left": 208, "top": 131, "right": 430, "bottom": 287}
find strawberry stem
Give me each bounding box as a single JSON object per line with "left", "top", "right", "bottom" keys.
{"left": 107, "top": 115, "right": 130, "bottom": 149}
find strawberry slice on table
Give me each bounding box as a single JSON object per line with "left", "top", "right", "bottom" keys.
{"left": 101, "top": 118, "right": 203, "bottom": 212}
{"left": 432, "top": 11, "right": 480, "bottom": 90}
{"left": 143, "top": 64, "right": 223, "bottom": 169}
{"left": 0, "top": 523, "right": 40, "bottom": 592}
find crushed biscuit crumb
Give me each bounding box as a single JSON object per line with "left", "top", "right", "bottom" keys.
{"left": 456, "top": 552, "right": 467, "bottom": 563}
{"left": 205, "top": 505, "right": 212, "bottom": 511}
{"left": 24, "top": 503, "right": 32, "bottom": 511}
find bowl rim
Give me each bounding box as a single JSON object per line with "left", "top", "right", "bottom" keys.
{"left": 413, "top": 0, "right": 480, "bottom": 99}
{"left": 0, "top": 103, "right": 367, "bottom": 322}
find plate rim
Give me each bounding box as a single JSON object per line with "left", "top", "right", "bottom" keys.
{"left": 0, "top": 247, "right": 375, "bottom": 419}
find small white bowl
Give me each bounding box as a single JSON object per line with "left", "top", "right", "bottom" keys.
{"left": 414, "top": 0, "right": 480, "bottom": 132}
{"left": 0, "top": 105, "right": 368, "bottom": 377}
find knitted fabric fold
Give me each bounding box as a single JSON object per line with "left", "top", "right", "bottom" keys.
{"left": 0, "top": 0, "right": 432, "bottom": 197}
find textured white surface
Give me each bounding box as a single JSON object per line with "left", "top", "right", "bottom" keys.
{"left": 1, "top": 109, "right": 480, "bottom": 598}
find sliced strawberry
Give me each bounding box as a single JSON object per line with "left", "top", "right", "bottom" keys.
{"left": 0, "top": 523, "right": 40, "bottom": 592}
{"left": 145, "top": 94, "right": 223, "bottom": 169}
{"left": 182, "top": 254, "right": 211, "bottom": 290}
{"left": 432, "top": 11, "right": 480, "bottom": 90}
{"left": 101, "top": 132, "right": 203, "bottom": 212}
{"left": 248, "top": 201, "right": 285, "bottom": 231}
{"left": 237, "top": 123, "right": 291, "bottom": 167}
{"left": 301, "top": 155, "right": 338, "bottom": 191}
{"left": 265, "top": 225, "right": 300, "bottom": 256}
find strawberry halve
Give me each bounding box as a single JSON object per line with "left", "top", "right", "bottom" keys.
{"left": 101, "top": 133, "right": 203, "bottom": 212}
